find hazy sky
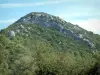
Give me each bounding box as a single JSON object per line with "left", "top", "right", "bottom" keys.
{"left": 0, "top": 0, "right": 100, "bottom": 34}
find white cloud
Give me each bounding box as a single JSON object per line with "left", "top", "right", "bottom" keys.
{"left": 70, "top": 19, "right": 100, "bottom": 34}
{"left": 0, "top": 19, "right": 17, "bottom": 24}
{"left": 56, "top": 9, "right": 100, "bottom": 20}
{"left": 1, "top": 0, "right": 98, "bottom": 8}
{"left": 0, "top": 0, "right": 70, "bottom": 8}
{"left": 56, "top": 10, "right": 100, "bottom": 34}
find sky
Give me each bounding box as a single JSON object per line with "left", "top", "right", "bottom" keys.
{"left": 0, "top": 0, "right": 100, "bottom": 34}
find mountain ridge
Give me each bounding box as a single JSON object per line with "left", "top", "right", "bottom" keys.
{"left": 8, "top": 12, "right": 96, "bottom": 48}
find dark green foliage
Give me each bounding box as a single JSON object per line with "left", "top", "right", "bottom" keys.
{"left": 0, "top": 23, "right": 100, "bottom": 75}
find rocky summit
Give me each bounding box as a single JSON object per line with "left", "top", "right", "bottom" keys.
{"left": 13, "top": 12, "right": 95, "bottom": 48}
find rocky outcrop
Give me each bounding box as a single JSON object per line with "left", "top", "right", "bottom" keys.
{"left": 83, "top": 38, "right": 95, "bottom": 48}
{"left": 15, "top": 12, "right": 95, "bottom": 48}
{"left": 8, "top": 30, "right": 15, "bottom": 40}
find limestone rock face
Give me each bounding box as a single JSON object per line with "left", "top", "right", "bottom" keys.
{"left": 9, "top": 30, "right": 15, "bottom": 39}
{"left": 83, "top": 38, "right": 95, "bottom": 48}
{"left": 15, "top": 12, "right": 95, "bottom": 48}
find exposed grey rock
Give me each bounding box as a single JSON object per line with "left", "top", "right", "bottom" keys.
{"left": 60, "top": 25, "right": 64, "bottom": 32}
{"left": 16, "top": 30, "right": 20, "bottom": 33}
{"left": 70, "top": 30, "right": 74, "bottom": 34}
{"left": 59, "top": 42, "right": 62, "bottom": 44}
{"left": 60, "top": 28, "right": 95, "bottom": 48}
{"left": 36, "top": 13, "right": 42, "bottom": 16}
{"left": 8, "top": 30, "right": 15, "bottom": 39}
{"left": 26, "top": 34, "right": 29, "bottom": 36}
{"left": 78, "top": 34, "right": 83, "bottom": 39}
{"left": 73, "top": 25, "right": 81, "bottom": 31}
{"left": 16, "top": 12, "right": 64, "bottom": 30}
{"left": 50, "top": 16, "right": 54, "bottom": 20}
{"left": 25, "top": 29, "right": 28, "bottom": 32}
{"left": 28, "top": 27, "right": 31, "bottom": 30}
{"left": 83, "top": 38, "right": 95, "bottom": 48}
{"left": 20, "top": 24, "right": 24, "bottom": 29}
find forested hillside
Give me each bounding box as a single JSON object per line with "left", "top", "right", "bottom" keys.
{"left": 0, "top": 12, "right": 100, "bottom": 75}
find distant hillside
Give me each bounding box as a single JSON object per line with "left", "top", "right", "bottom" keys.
{"left": 0, "top": 12, "right": 100, "bottom": 75}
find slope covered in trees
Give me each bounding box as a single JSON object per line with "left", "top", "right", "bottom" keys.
{"left": 0, "top": 12, "right": 100, "bottom": 75}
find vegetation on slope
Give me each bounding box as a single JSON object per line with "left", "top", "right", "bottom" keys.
{"left": 0, "top": 23, "right": 100, "bottom": 75}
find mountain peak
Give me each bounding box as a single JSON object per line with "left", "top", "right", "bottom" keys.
{"left": 8, "top": 12, "right": 96, "bottom": 48}
{"left": 30, "top": 12, "right": 52, "bottom": 16}
{"left": 16, "top": 12, "right": 65, "bottom": 27}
